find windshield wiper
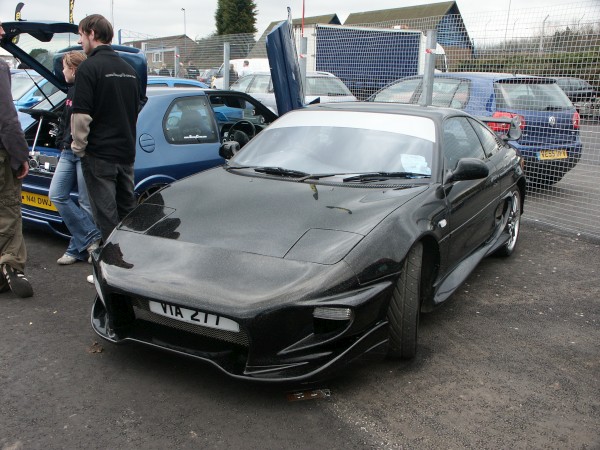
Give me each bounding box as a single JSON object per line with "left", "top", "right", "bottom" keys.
{"left": 342, "top": 172, "right": 431, "bottom": 182}
{"left": 254, "top": 166, "right": 310, "bottom": 178}
{"left": 226, "top": 164, "right": 255, "bottom": 170}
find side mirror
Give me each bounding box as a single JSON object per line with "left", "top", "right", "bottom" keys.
{"left": 446, "top": 158, "right": 489, "bottom": 183}
{"left": 219, "top": 141, "right": 240, "bottom": 160}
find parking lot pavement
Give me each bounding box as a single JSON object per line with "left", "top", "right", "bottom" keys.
{"left": 0, "top": 220, "right": 598, "bottom": 449}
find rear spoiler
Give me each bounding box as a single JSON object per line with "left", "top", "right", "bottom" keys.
{"left": 476, "top": 116, "right": 522, "bottom": 142}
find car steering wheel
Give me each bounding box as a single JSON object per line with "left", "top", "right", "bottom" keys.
{"left": 227, "top": 120, "right": 256, "bottom": 147}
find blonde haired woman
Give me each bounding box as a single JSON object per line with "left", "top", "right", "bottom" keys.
{"left": 49, "top": 51, "right": 101, "bottom": 264}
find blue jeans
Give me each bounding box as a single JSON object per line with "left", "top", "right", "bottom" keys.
{"left": 49, "top": 150, "right": 101, "bottom": 260}
{"left": 80, "top": 154, "right": 136, "bottom": 242}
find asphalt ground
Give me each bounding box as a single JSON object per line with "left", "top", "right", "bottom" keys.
{"left": 0, "top": 219, "right": 598, "bottom": 449}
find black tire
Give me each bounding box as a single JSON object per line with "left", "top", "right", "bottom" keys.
{"left": 137, "top": 184, "right": 167, "bottom": 205}
{"left": 495, "top": 189, "right": 521, "bottom": 257}
{"left": 387, "top": 242, "right": 423, "bottom": 359}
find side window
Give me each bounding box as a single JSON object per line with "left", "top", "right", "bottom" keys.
{"left": 443, "top": 117, "right": 486, "bottom": 170}
{"left": 468, "top": 118, "right": 501, "bottom": 157}
{"left": 249, "top": 75, "right": 271, "bottom": 94}
{"left": 425, "top": 78, "right": 467, "bottom": 108}
{"left": 164, "top": 96, "right": 218, "bottom": 145}
{"left": 373, "top": 78, "right": 421, "bottom": 103}
{"left": 450, "top": 82, "right": 469, "bottom": 109}
{"left": 232, "top": 75, "right": 253, "bottom": 92}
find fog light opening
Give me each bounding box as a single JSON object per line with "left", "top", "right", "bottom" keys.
{"left": 313, "top": 307, "right": 353, "bottom": 321}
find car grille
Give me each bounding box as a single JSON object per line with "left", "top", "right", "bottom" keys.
{"left": 131, "top": 297, "right": 249, "bottom": 347}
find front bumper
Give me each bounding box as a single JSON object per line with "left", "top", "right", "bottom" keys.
{"left": 90, "top": 279, "right": 394, "bottom": 383}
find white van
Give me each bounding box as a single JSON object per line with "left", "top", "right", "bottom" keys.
{"left": 211, "top": 58, "right": 270, "bottom": 89}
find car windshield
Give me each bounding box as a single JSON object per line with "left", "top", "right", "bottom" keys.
{"left": 11, "top": 73, "right": 43, "bottom": 101}
{"left": 231, "top": 110, "right": 435, "bottom": 177}
{"left": 25, "top": 89, "right": 66, "bottom": 111}
{"left": 496, "top": 81, "right": 573, "bottom": 110}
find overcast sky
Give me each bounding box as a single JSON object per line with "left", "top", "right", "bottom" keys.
{"left": 1, "top": 0, "right": 598, "bottom": 42}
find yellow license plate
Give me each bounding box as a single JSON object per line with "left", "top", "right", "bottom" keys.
{"left": 539, "top": 149, "right": 568, "bottom": 160}
{"left": 21, "top": 191, "right": 58, "bottom": 211}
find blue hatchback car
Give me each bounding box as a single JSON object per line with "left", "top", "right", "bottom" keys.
{"left": 1, "top": 21, "right": 278, "bottom": 237}
{"left": 370, "top": 72, "right": 582, "bottom": 185}
{"left": 11, "top": 69, "right": 61, "bottom": 109}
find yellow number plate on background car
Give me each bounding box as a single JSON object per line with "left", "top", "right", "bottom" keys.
{"left": 21, "top": 192, "right": 57, "bottom": 211}
{"left": 539, "top": 149, "right": 568, "bottom": 160}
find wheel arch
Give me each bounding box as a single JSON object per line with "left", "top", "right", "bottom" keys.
{"left": 419, "top": 234, "right": 441, "bottom": 313}
{"left": 517, "top": 177, "right": 526, "bottom": 214}
{"left": 134, "top": 174, "right": 176, "bottom": 196}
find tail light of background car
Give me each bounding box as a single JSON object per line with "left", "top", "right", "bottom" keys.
{"left": 489, "top": 112, "right": 526, "bottom": 133}
{"left": 572, "top": 111, "right": 580, "bottom": 129}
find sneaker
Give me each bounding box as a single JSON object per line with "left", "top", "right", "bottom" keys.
{"left": 1, "top": 264, "right": 33, "bottom": 298}
{"left": 57, "top": 254, "right": 78, "bottom": 265}
{"left": 87, "top": 240, "right": 101, "bottom": 255}
{"left": 87, "top": 274, "right": 94, "bottom": 284}
{"left": 0, "top": 272, "right": 9, "bottom": 293}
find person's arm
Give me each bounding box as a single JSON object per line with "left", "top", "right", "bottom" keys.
{"left": 0, "top": 62, "right": 29, "bottom": 171}
{"left": 70, "top": 63, "right": 94, "bottom": 157}
{"left": 71, "top": 113, "right": 92, "bottom": 157}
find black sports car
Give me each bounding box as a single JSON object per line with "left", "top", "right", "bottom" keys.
{"left": 90, "top": 100, "right": 525, "bottom": 382}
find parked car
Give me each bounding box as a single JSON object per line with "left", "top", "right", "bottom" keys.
{"left": 11, "top": 69, "right": 60, "bottom": 109}
{"left": 231, "top": 71, "right": 357, "bottom": 114}
{"left": 549, "top": 76, "right": 599, "bottom": 119}
{"left": 211, "top": 58, "right": 271, "bottom": 89}
{"left": 1, "top": 20, "right": 277, "bottom": 238}
{"left": 197, "top": 67, "right": 219, "bottom": 85}
{"left": 369, "top": 72, "right": 583, "bottom": 185}
{"left": 147, "top": 75, "right": 208, "bottom": 88}
{"left": 89, "top": 101, "right": 525, "bottom": 382}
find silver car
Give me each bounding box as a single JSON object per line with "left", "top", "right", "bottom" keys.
{"left": 231, "top": 71, "right": 357, "bottom": 114}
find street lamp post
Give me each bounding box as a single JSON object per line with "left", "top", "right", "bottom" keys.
{"left": 539, "top": 14, "right": 550, "bottom": 54}
{"left": 504, "top": 0, "right": 512, "bottom": 50}
{"left": 181, "top": 7, "right": 187, "bottom": 70}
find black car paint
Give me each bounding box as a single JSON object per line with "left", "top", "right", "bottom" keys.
{"left": 89, "top": 103, "right": 525, "bottom": 382}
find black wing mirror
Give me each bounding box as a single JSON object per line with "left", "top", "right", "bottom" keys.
{"left": 446, "top": 158, "right": 489, "bottom": 183}
{"left": 219, "top": 141, "right": 240, "bottom": 160}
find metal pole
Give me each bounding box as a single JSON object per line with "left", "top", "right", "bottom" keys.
{"left": 539, "top": 14, "right": 550, "bottom": 53}
{"left": 504, "top": 0, "right": 512, "bottom": 50}
{"left": 299, "top": 36, "right": 307, "bottom": 105}
{"left": 223, "top": 42, "right": 230, "bottom": 89}
{"left": 181, "top": 8, "right": 187, "bottom": 62}
{"left": 419, "top": 30, "right": 437, "bottom": 107}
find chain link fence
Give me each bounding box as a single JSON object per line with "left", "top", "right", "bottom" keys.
{"left": 126, "top": 1, "right": 600, "bottom": 238}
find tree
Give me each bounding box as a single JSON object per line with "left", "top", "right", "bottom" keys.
{"left": 215, "top": 0, "right": 258, "bottom": 36}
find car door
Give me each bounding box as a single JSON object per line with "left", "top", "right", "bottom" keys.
{"left": 245, "top": 74, "right": 276, "bottom": 111}
{"left": 443, "top": 117, "right": 501, "bottom": 265}
{"left": 468, "top": 117, "right": 520, "bottom": 196}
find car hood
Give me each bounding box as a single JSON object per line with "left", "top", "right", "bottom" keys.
{"left": 117, "top": 167, "right": 426, "bottom": 265}
{"left": 102, "top": 168, "right": 425, "bottom": 314}
{"left": 1, "top": 21, "right": 147, "bottom": 95}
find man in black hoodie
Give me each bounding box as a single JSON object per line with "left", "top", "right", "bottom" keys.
{"left": 71, "top": 14, "right": 140, "bottom": 244}
{"left": 0, "top": 19, "right": 34, "bottom": 298}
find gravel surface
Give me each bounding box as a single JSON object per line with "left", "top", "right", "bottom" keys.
{"left": 0, "top": 221, "right": 598, "bottom": 449}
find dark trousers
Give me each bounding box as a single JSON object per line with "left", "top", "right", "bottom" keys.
{"left": 0, "top": 149, "right": 27, "bottom": 273}
{"left": 81, "top": 154, "right": 136, "bottom": 242}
